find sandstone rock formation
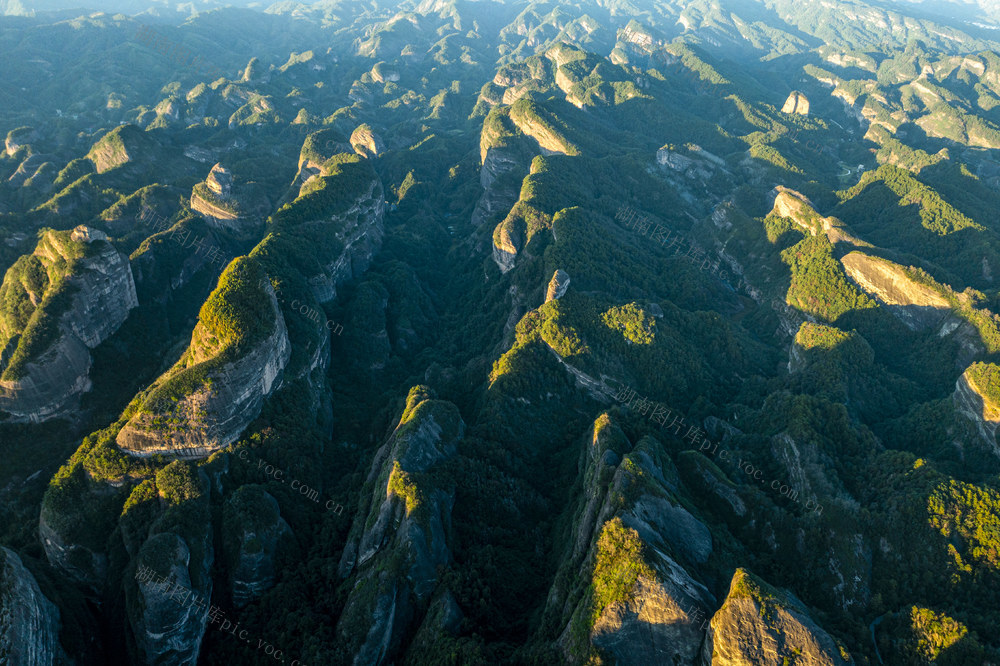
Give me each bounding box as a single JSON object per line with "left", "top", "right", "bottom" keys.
{"left": 0, "top": 226, "right": 138, "bottom": 422}
{"left": 509, "top": 100, "right": 577, "bottom": 156}
{"left": 840, "top": 252, "right": 950, "bottom": 330}
{"left": 371, "top": 62, "right": 400, "bottom": 83}
{"left": 703, "top": 568, "right": 852, "bottom": 665}
{"left": 305, "top": 174, "right": 386, "bottom": 304}
{"left": 350, "top": 124, "right": 386, "bottom": 159}
{"left": 335, "top": 386, "right": 464, "bottom": 664}
{"left": 4, "top": 126, "right": 37, "bottom": 157}
{"left": 116, "top": 258, "right": 290, "bottom": 459}
{"left": 86, "top": 124, "right": 150, "bottom": 173}
{"left": 545, "top": 269, "right": 571, "bottom": 302}
{"left": 222, "top": 485, "right": 293, "bottom": 607}
{"left": 0, "top": 547, "right": 69, "bottom": 666}
{"left": 127, "top": 516, "right": 213, "bottom": 665}
{"left": 190, "top": 163, "right": 262, "bottom": 235}
{"left": 473, "top": 106, "right": 536, "bottom": 227}
{"left": 782, "top": 90, "right": 810, "bottom": 115}
{"left": 953, "top": 364, "right": 1000, "bottom": 455}
{"left": 550, "top": 418, "right": 715, "bottom": 665}
{"left": 492, "top": 214, "right": 523, "bottom": 273}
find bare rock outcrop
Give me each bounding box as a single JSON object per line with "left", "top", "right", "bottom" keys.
{"left": 840, "top": 252, "right": 951, "bottom": 330}
{"left": 0, "top": 547, "right": 69, "bottom": 666}
{"left": 545, "top": 269, "right": 571, "bottom": 302}
{"left": 0, "top": 226, "right": 138, "bottom": 422}
{"left": 953, "top": 365, "right": 1000, "bottom": 455}
{"left": 190, "top": 163, "right": 263, "bottom": 236}
{"left": 351, "top": 124, "right": 386, "bottom": 159}
{"left": 781, "top": 90, "right": 810, "bottom": 115}
{"left": 492, "top": 215, "right": 523, "bottom": 273}
{"left": 770, "top": 187, "right": 863, "bottom": 246}
{"left": 552, "top": 418, "right": 714, "bottom": 665}
{"left": 86, "top": 124, "right": 151, "bottom": 173}
{"left": 125, "top": 465, "right": 214, "bottom": 666}
{"left": 306, "top": 176, "right": 386, "bottom": 304}
{"left": 703, "top": 568, "right": 852, "bottom": 665}
{"left": 4, "top": 126, "right": 37, "bottom": 157}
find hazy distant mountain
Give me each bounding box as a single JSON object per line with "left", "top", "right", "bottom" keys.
{"left": 0, "top": 0, "right": 287, "bottom": 16}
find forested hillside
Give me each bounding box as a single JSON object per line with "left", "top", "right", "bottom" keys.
{"left": 1, "top": 0, "right": 1000, "bottom": 664}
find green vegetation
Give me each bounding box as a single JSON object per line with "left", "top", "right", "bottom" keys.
{"left": 155, "top": 461, "right": 203, "bottom": 505}
{"left": 965, "top": 362, "right": 1000, "bottom": 409}
{"left": 387, "top": 460, "right": 421, "bottom": 517}
{"left": 589, "top": 517, "right": 655, "bottom": 625}
{"left": 927, "top": 480, "right": 1000, "bottom": 570}
{"left": 140, "top": 257, "right": 273, "bottom": 414}
{"left": 795, "top": 321, "right": 853, "bottom": 351}
{"left": 781, "top": 234, "right": 877, "bottom": 322}
{"left": 191, "top": 181, "right": 240, "bottom": 216}
{"left": 600, "top": 303, "right": 656, "bottom": 345}
{"left": 0, "top": 230, "right": 101, "bottom": 380}
{"left": 906, "top": 607, "right": 969, "bottom": 661}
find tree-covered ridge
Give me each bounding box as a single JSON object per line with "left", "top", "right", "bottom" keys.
{"left": 837, "top": 165, "right": 983, "bottom": 237}
{"left": 196, "top": 257, "right": 273, "bottom": 357}
{"left": 781, "top": 234, "right": 877, "bottom": 323}
{"left": 0, "top": 229, "right": 102, "bottom": 381}
{"left": 133, "top": 257, "right": 274, "bottom": 417}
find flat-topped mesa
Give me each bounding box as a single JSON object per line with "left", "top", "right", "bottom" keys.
{"left": 0, "top": 226, "right": 138, "bottom": 422}
{"left": 954, "top": 363, "right": 1000, "bottom": 456}
{"left": 116, "top": 258, "right": 290, "bottom": 459}
{"left": 190, "top": 163, "right": 258, "bottom": 234}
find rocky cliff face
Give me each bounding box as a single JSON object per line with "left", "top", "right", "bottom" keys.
{"left": 840, "top": 252, "right": 951, "bottom": 330}
{"left": 769, "top": 187, "right": 863, "bottom": 247}
{"left": 4, "top": 126, "right": 37, "bottom": 157}
{"left": 350, "top": 124, "right": 386, "bottom": 159}
{"left": 782, "top": 91, "right": 810, "bottom": 115}
{"left": 0, "top": 547, "right": 69, "bottom": 666}
{"left": 222, "top": 485, "right": 292, "bottom": 607}
{"left": 474, "top": 108, "right": 537, "bottom": 228}
{"left": 307, "top": 177, "right": 386, "bottom": 304}
{"left": 116, "top": 261, "right": 291, "bottom": 459}
{"left": 953, "top": 367, "right": 1000, "bottom": 455}
{"left": 703, "top": 569, "right": 852, "bottom": 665}
{"left": 0, "top": 226, "right": 138, "bottom": 422}
{"left": 335, "top": 386, "right": 463, "bottom": 665}
{"left": 545, "top": 269, "right": 571, "bottom": 302}
{"left": 86, "top": 125, "right": 148, "bottom": 174}
{"left": 124, "top": 463, "right": 215, "bottom": 666}
{"left": 550, "top": 417, "right": 715, "bottom": 665}
{"left": 492, "top": 214, "right": 523, "bottom": 273}
{"left": 509, "top": 103, "right": 576, "bottom": 156}
{"left": 190, "top": 163, "right": 262, "bottom": 236}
